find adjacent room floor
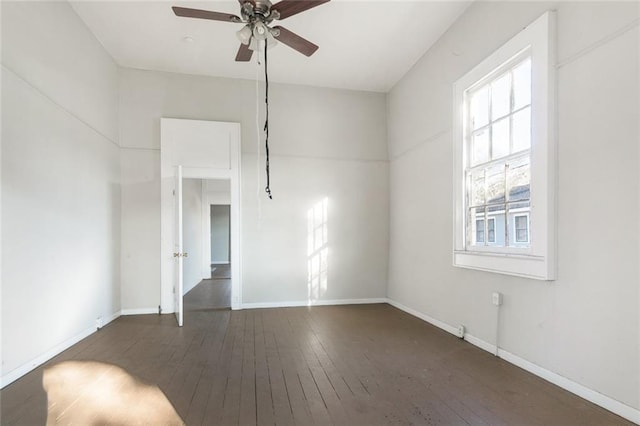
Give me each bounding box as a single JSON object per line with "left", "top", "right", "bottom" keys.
{"left": 0, "top": 292, "right": 631, "bottom": 425}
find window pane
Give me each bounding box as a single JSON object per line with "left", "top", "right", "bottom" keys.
{"left": 512, "top": 107, "right": 531, "bottom": 152}
{"left": 491, "top": 72, "right": 511, "bottom": 119}
{"left": 492, "top": 118, "right": 510, "bottom": 160}
{"left": 487, "top": 218, "right": 496, "bottom": 243}
{"left": 515, "top": 215, "right": 528, "bottom": 242}
{"left": 472, "top": 129, "right": 489, "bottom": 165}
{"left": 516, "top": 229, "right": 527, "bottom": 241}
{"left": 513, "top": 58, "right": 531, "bottom": 110}
{"left": 476, "top": 219, "right": 485, "bottom": 243}
{"left": 486, "top": 165, "right": 505, "bottom": 205}
{"left": 508, "top": 210, "right": 530, "bottom": 247}
{"left": 469, "top": 207, "right": 485, "bottom": 246}
{"left": 488, "top": 214, "right": 505, "bottom": 246}
{"left": 470, "top": 86, "right": 489, "bottom": 129}
{"left": 470, "top": 171, "right": 485, "bottom": 206}
{"left": 508, "top": 157, "right": 530, "bottom": 201}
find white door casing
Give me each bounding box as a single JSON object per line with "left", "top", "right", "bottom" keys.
{"left": 160, "top": 118, "right": 242, "bottom": 319}
{"left": 174, "top": 165, "right": 184, "bottom": 326}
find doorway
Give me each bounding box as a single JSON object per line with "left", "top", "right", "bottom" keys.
{"left": 182, "top": 178, "right": 232, "bottom": 311}
{"left": 160, "top": 118, "right": 242, "bottom": 326}
{"left": 210, "top": 204, "right": 231, "bottom": 279}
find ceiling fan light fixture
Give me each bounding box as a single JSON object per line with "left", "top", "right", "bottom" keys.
{"left": 266, "top": 31, "right": 278, "bottom": 49}
{"left": 236, "top": 24, "right": 253, "bottom": 45}
{"left": 248, "top": 37, "right": 259, "bottom": 52}
{"left": 248, "top": 31, "right": 278, "bottom": 52}
{"left": 253, "top": 21, "right": 268, "bottom": 40}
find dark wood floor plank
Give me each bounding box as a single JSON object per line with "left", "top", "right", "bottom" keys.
{"left": 0, "top": 285, "right": 633, "bottom": 426}
{"left": 260, "top": 310, "right": 296, "bottom": 425}
{"left": 254, "top": 310, "right": 276, "bottom": 426}
{"left": 201, "top": 309, "right": 241, "bottom": 425}
{"left": 273, "top": 310, "right": 315, "bottom": 425}
{"left": 219, "top": 312, "right": 246, "bottom": 425}
{"left": 238, "top": 311, "right": 258, "bottom": 425}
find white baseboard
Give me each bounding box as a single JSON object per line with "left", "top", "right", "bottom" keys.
{"left": 121, "top": 307, "right": 159, "bottom": 316}
{"left": 386, "top": 298, "right": 460, "bottom": 335}
{"left": 0, "top": 310, "right": 122, "bottom": 389}
{"left": 386, "top": 298, "right": 640, "bottom": 425}
{"left": 242, "top": 298, "right": 388, "bottom": 310}
{"left": 496, "top": 349, "right": 640, "bottom": 424}
{"left": 103, "top": 310, "right": 121, "bottom": 328}
{"left": 463, "top": 332, "right": 498, "bottom": 354}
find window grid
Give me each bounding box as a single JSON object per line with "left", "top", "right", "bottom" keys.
{"left": 465, "top": 57, "right": 531, "bottom": 249}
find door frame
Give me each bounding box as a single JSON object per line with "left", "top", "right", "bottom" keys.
{"left": 160, "top": 119, "right": 242, "bottom": 318}
{"left": 174, "top": 165, "right": 184, "bottom": 326}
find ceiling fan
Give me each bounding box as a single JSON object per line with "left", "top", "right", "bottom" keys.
{"left": 172, "top": 0, "right": 330, "bottom": 62}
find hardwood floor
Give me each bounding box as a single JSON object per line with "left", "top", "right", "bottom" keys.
{"left": 0, "top": 287, "right": 632, "bottom": 425}
{"left": 185, "top": 278, "right": 231, "bottom": 311}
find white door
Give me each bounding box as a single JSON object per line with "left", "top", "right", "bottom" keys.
{"left": 174, "top": 165, "right": 184, "bottom": 326}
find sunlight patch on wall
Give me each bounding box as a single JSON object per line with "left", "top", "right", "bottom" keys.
{"left": 307, "top": 197, "right": 329, "bottom": 304}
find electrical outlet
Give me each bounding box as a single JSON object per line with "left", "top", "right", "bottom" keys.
{"left": 492, "top": 292, "right": 503, "bottom": 306}
{"left": 456, "top": 325, "right": 465, "bottom": 338}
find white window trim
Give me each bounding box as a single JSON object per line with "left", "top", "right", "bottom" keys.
{"left": 453, "top": 11, "right": 556, "bottom": 281}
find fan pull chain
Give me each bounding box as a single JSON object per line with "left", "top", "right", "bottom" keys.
{"left": 263, "top": 40, "right": 272, "bottom": 199}
{"left": 255, "top": 45, "right": 263, "bottom": 222}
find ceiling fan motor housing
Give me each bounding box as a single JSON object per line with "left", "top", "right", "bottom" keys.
{"left": 241, "top": 0, "right": 280, "bottom": 24}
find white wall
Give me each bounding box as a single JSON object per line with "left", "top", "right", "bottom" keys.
{"left": 1, "top": 1, "right": 120, "bottom": 384}
{"left": 119, "top": 68, "right": 389, "bottom": 309}
{"left": 182, "top": 178, "right": 204, "bottom": 295}
{"left": 120, "top": 148, "right": 160, "bottom": 313}
{"left": 210, "top": 205, "right": 230, "bottom": 263}
{"left": 387, "top": 0, "right": 639, "bottom": 416}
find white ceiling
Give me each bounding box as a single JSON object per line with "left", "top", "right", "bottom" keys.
{"left": 71, "top": 0, "right": 471, "bottom": 92}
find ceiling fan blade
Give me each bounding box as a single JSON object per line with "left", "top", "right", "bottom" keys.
{"left": 271, "top": 0, "right": 330, "bottom": 20}
{"left": 235, "top": 43, "right": 254, "bottom": 62}
{"left": 272, "top": 26, "right": 319, "bottom": 57}
{"left": 172, "top": 6, "right": 241, "bottom": 23}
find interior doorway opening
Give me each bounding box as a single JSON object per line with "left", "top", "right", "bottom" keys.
{"left": 210, "top": 204, "right": 231, "bottom": 278}
{"left": 183, "top": 178, "right": 232, "bottom": 311}
{"left": 160, "top": 118, "right": 242, "bottom": 326}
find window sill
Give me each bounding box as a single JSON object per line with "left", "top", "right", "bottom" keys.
{"left": 453, "top": 250, "right": 554, "bottom": 281}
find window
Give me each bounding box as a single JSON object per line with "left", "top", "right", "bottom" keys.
{"left": 468, "top": 57, "right": 531, "bottom": 250}
{"left": 487, "top": 217, "right": 496, "bottom": 243}
{"left": 475, "top": 217, "right": 496, "bottom": 244}
{"left": 453, "top": 11, "right": 556, "bottom": 280}
{"left": 514, "top": 214, "right": 529, "bottom": 243}
{"left": 476, "top": 219, "right": 485, "bottom": 243}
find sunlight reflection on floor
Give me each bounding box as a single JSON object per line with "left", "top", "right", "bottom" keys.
{"left": 43, "top": 360, "right": 184, "bottom": 425}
